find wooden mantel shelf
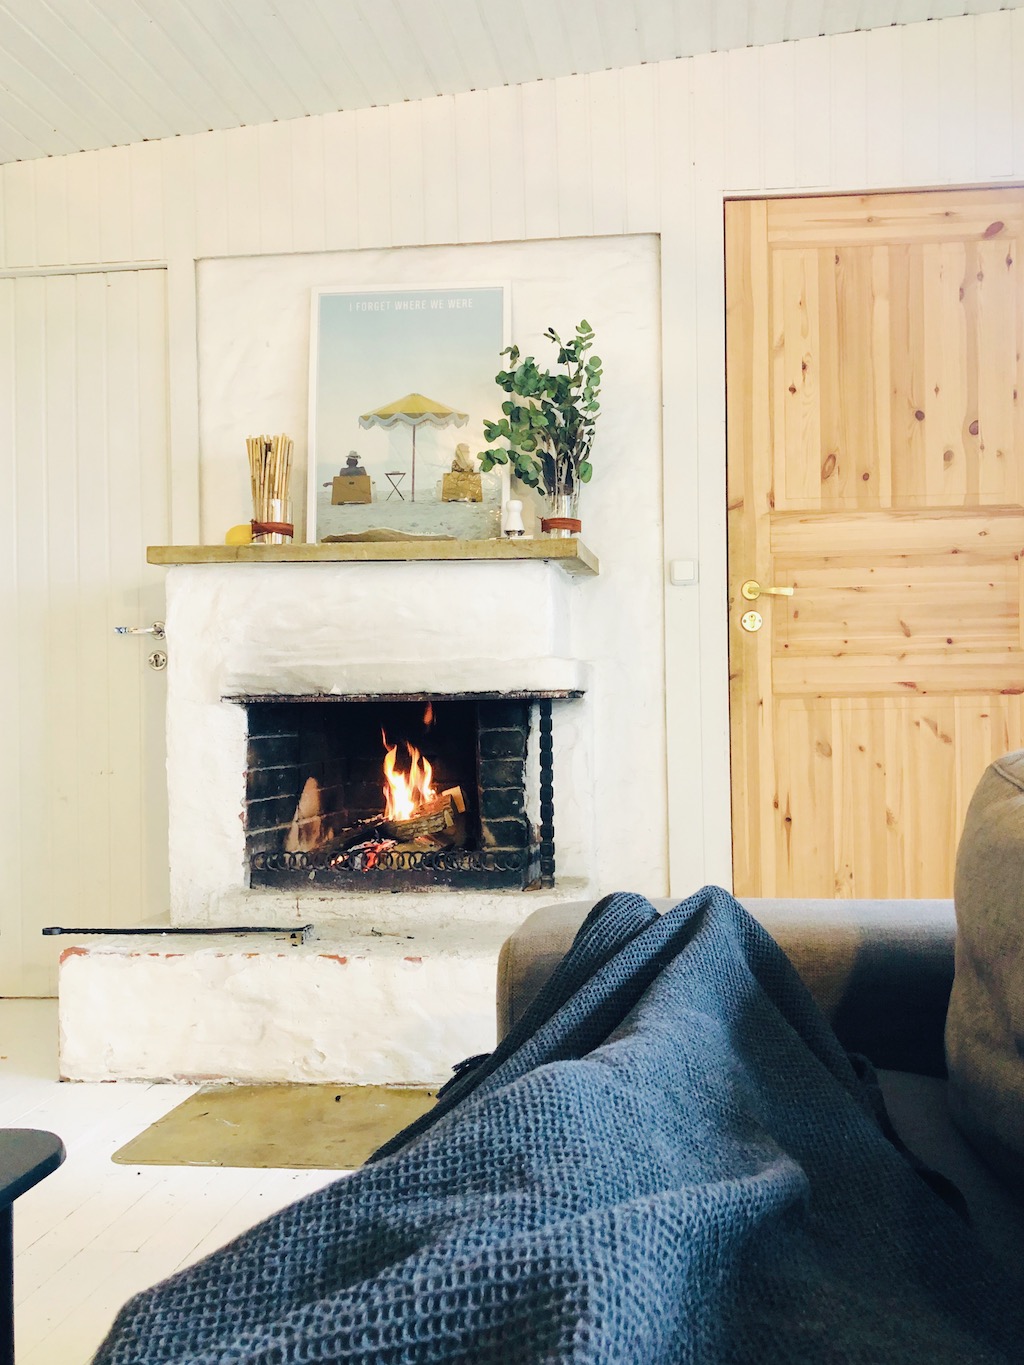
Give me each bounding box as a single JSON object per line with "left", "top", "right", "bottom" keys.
{"left": 147, "top": 538, "right": 599, "bottom": 577}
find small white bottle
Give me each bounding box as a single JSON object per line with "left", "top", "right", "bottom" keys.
{"left": 503, "top": 498, "right": 526, "bottom": 537}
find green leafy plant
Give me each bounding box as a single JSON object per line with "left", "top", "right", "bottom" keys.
{"left": 478, "top": 320, "right": 602, "bottom": 501}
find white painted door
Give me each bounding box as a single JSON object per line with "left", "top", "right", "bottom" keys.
{"left": 0, "top": 269, "right": 171, "bottom": 996}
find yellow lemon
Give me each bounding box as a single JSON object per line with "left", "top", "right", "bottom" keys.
{"left": 225, "top": 523, "right": 253, "bottom": 546}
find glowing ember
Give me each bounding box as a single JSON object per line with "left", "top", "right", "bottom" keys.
{"left": 382, "top": 731, "right": 436, "bottom": 822}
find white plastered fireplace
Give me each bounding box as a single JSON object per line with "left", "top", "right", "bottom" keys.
{"left": 58, "top": 233, "right": 668, "bottom": 1086}
{"left": 58, "top": 548, "right": 603, "bottom": 1086}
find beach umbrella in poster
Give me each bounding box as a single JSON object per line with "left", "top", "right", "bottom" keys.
{"left": 358, "top": 392, "right": 469, "bottom": 502}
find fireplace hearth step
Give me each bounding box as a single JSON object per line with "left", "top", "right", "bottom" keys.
{"left": 57, "top": 918, "right": 516, "bottom": 1087}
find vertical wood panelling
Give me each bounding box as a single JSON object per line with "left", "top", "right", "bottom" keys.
{"left": 105, "top": 273, "right": 148, "bottom": 917}
{"left": 159, "top": 137, "right": 197, "bottom": 263}
{"left": 322, "top": 110, "right": 361, "bottom": 251}
{"left": 0, "top": 281, "right": 23, "bottom": 975}
{"left": 793, "top": 37, "right": 831, "bottom": 186}
{"left": 865, "top": 26, "right": 905, "bottom": 186}
{"left": 724, "top": 48, "right": 762, "bottom": 191}
{"left": 288, "top": 117, "right": 327, "bottom": 255}
{"left": 165, "top": 257, "right": 201, "bottom": 545}
{"left": 192, "top": 133, "right": 230, "bottom": 259}
{"left": 97, "top": 147, "right": 134, "bottom": 263}
{"left": 658, "top": 57, "right": 726, "bottom": 886}
{"left": 4, "top": 160, "right": 35, "bottom": 266}
{"left": 11, "top": 280, "right": 46, "bottom": 989}
{"left": 73, "top": 274, "right": 116, "bottom": 933}
{"left": 622, "top": 65, "right": 661, "bottom": 232}
{"left": 587, "top": 70, "right": 627, "bottom": 237}
{"left": 453, "top": 90, "right": 491, "bottom": 243}
{"left": 256, "top": 122, "right": 296, "bottom": 256}
{"left": 389, "top": 100, "right": 426, "bottom": 248}
{"left": 829, "top": 30, "right": 868, "bottom": 188}
{"left": 355, "top": 106, "right": 393, "bottom": 247}
{"left": 41, "top": 278, "right": 80, "bottom": 944}
{"left": 761, "top": 40, "right": 797, "bottom": 188}
{"left": 975, "top": 9, "right": 1015, "bottom": 179}
{"left": 1015, "top": 10, "right": 1024, "bottom": 174}
{"left": 223, "top": 128, "right": 262, "bottom": 256}
{"left": 64, "top": 152, "right": 101, "bottom": 264}
{"left": 129, "top": 141, "right": 165, "bottom": 262}
{"left": 485, "top": 86, "right": 527, "bottom": 243}
{"left": 418, "top": 97, "right": 459, "bottom": 245}
{"left": 691, "top": 50, "right": 733, "bottom": 889}
{"left": 553, "top": 76, "right": 593, "bottom": 239}
{"left": 0, "top": 270, "right": 170, "bottom": 995}
{"left": 938, "top": 17, "right": 978, "bottom": 182}
{"left": 520, "top": 80, "right": 559, "bottom": 240}
{"left": 901, "top": 20, "right": 942, "bottom": 187}
{"left": 33, "top": 158, "right": 68, "bottom": 267}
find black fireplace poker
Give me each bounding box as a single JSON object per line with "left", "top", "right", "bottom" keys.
{"left": 41, "top": 923, "right": 315, "bottom": 943}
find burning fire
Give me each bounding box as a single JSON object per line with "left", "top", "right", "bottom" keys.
{"left": 382, "top": 732, "right": 436, "bottom": 822}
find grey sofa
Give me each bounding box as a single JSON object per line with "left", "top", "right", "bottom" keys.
{"left": 496, "top": 893, "right": 1024, "bottom": 1274}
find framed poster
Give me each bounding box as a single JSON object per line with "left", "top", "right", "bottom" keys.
{"left": 307, "top": 284, "right": 508, "bottom": 542}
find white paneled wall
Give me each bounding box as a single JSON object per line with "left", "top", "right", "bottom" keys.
{"left": 3, "top": 12, "right": 1024, "bottom": 893}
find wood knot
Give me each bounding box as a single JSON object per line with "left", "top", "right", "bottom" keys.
{"left": 821, "top": 452, "right": 837, "bottom": 480}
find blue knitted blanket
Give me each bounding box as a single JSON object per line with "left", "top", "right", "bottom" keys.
{"left": 94, "top": 888, "right": 1024, "bottom": 1363}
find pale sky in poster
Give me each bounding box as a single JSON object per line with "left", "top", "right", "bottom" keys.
{"left": 312, "top": 285, "right": 505, "bottom": 487}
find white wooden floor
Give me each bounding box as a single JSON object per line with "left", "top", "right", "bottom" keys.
{"left": 1, "top": 999, "right": 340, "bottom": 1365}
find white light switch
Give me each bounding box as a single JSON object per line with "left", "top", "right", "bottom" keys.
{"left": 669, "top": 559, "right": 697, "bottom": 585}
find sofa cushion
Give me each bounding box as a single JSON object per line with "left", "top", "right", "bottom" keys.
{"left": 878, "top": 1070, "right": 1024, "bottom": 1271}
{"left": 946, "top": 750, "right": 1024, "bottom": 1197}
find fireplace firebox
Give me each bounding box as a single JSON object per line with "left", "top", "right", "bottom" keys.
{"left": 237, "top": 693, "right": 571, "bottom": 891}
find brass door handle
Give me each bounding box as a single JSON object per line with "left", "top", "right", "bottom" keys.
{"left": 740, "top": 580, "right": 793, "bottom": 601}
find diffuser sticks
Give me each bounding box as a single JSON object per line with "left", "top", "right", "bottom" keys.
{"left": 247, "top": 433, "right": 294, "bottom": 543}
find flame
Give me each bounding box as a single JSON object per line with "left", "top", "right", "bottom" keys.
{"left": 382, "top": 731, "right": 436, "bottom": 821}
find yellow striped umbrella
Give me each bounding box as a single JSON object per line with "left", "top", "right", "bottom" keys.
{"left": 358, "top": 392, "right": 469, "bottom": 502}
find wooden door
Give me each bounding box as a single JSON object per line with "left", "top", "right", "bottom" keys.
{"left": 0, "top": 269, "right": 171, "bottom": 994}
{"left": 727, "top": 189, "right": 1024, "bottom": 899}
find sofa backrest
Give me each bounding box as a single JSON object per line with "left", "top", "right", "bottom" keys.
{"left": 946, "top": 751, "right": 1024, "bottom": 1196}
{"left": 499, "top": 892, "right": 955, "bottom": 1076}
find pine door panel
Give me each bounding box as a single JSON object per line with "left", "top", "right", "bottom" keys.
{"left": 727, "top": 190, "right": 1024, "bottom": 898}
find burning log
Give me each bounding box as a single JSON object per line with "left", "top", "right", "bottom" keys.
{"left": 382, "top": 786, "right": 465, "bottom": 843}
{"left": 329, "top": 838, "right": 396, "bottom": 872}
{"left": 284, "top": 776, "right": 323, "bottom": 853}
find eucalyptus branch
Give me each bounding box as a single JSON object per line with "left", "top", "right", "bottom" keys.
{"left": 478, "top": 320, "right": 602, "bottom": 499}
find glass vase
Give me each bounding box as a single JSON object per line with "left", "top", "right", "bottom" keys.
{"left": 251, "top": 496, "right": 294, "bottom": 544}
{"left": 540, "top": 488, "right": 582, "bottom": 538}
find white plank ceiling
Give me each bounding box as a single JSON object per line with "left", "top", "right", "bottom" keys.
{"left": 0, "top": 0, "right": 1022, "bottom": 164}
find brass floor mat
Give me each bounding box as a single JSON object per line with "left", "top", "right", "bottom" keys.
{"left": 112, "top": 1083, "right": 437, "bottom": 1170}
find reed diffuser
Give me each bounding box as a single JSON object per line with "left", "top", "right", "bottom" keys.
{"left": 247, "top": 433, "right": 294, "bottom": 543}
